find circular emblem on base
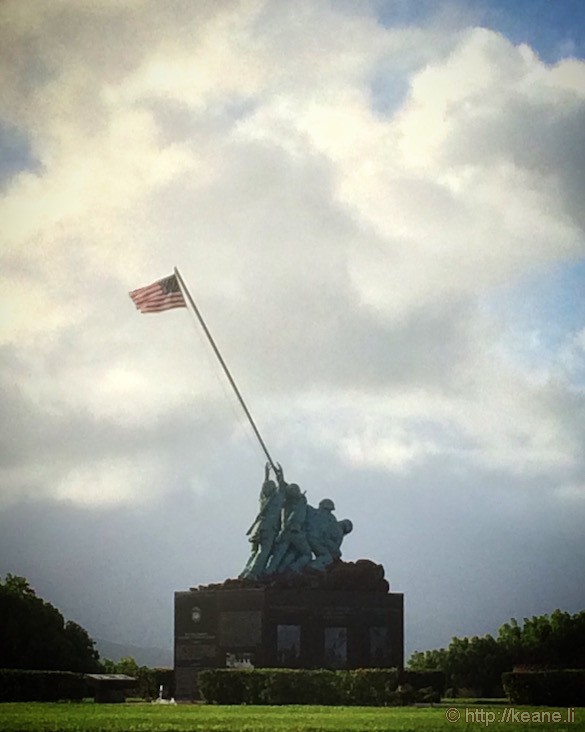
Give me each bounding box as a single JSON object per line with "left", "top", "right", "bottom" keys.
{"left": 191, "top": 606, "right": 202, "bottom": 623}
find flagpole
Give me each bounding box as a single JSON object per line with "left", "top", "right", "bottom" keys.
{"left": 174, "top": 267, "right": 278, "bottom": 473}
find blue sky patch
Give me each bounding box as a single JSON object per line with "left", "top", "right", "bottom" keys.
{"left": 0, "top": 121, "right": 41, "bottom": 188}
{"left": 369, "top": 66, "right": 411, "bottom": 116}
{"left": 374, "top": 0, "right": 585, "bottom": 63}
{"left": 479, "top": 0, "right": 585, "bottom": 63}
{"left": 485, "top": 258, "right": 585, "bottom": 377}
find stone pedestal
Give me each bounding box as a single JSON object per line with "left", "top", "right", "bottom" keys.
{"left": 174, "top": 582, "right": 403, "bottom": 700}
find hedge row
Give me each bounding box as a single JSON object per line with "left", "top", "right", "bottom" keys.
{"left": 401, "top": 669, "right": 445, "bottom": 696}
{"left": 502, "top": 670, "right": 585, "bottom": 707}
{"left": 125, "top": 667, "right": 175, "bottom": 700}
{"left": 198, "top": 668, "right": 443, "bottom": 705}
{"left": 0, "top": 669, "right": 86, "bottom": 702}
{"left": 152, "top": 668, "right": 175, "bottom": 698}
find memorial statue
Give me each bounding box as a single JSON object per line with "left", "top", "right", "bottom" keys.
{"left": 329, "top": 518, "right": 353, "bottom": 560}
{"left": 241, "top": 463, "right": 353, "bottom": 580}
{"left": 265, "top": 469, "right": 312, "bottom": 575}
{"left": 240, "top": 463, "right": 285, "bottom": 580}
{"left": 305, "top": 499, "right": 352, "bottom": 571}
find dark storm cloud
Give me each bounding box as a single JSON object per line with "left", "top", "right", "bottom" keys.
{"left": 1, "top": 450, "right": 583, "bottom": 656}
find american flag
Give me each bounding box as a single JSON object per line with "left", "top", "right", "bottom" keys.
{"left": 129, "top": 274, "right": 186, "bottom": 313}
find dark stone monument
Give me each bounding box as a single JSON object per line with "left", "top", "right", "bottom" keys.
{"left": 132, "top": 275, "right": 405, "bottom": 700}
{"left": 175, "top": 561, "right": 403, "bottom": 700}
{"left": 174, "top": 463, "right": 403, "bottom": 700}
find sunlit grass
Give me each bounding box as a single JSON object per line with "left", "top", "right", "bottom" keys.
{"left": 0, "top": 702, "right": 582, "bottom": 732}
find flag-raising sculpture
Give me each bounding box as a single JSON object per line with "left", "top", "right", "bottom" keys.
{"left": 136, "top": 269, "right": 402, "bottom": 700}
{"left": 130, "top": 269, "right": 354, "bottom": 582}
{"left": 240, "top": 464, "right": 353, "bottom": 581}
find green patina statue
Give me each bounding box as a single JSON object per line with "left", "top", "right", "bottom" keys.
{"left": 240, "top": 463, "right": 353, "bottom": 580}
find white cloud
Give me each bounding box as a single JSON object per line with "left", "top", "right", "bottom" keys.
{"left": 1, "top": 0, "right": 585, "bottom": 510}
{"left": 53, "top": 456, "right": 165, "bottom": 506}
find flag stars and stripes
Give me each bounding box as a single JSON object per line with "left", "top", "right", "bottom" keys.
{"left": 129, "top": 274, "right": 186, "bottom": 313}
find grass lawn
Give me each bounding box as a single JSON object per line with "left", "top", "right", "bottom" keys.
{"left": 0, "top": 702, "right": 582, "bottom": 732}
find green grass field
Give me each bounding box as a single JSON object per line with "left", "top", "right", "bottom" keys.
{"left": 0, "top": 703, "right": 582, "bottom": 732}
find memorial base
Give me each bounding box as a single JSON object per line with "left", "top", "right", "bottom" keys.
{"left": 174, "top": 582, "right": 403, "bottom": 700}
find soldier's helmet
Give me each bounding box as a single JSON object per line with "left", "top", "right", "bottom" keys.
{"left": 286, "top": 483, "right": 301, "bottom": 498}
{"left": 319, "top": 498, "right": 335, "bottom": 511}
{"left": 262, "top": 480, "right": 277, "bottom": 497}
{"left": 339, "top": 519, "right": 353, "bottom": 534}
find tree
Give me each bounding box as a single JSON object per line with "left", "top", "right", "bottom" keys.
{"left": 408, "top": 610, "right": 585, "bottom": 696}
{"left": 62, "top": 621, "right": 101, "bottom": 672}
{"left": 3, "top": 574, "right": 36, "bottom": 598}
{"left": 408, "top": 648, "right": 448, "bottom": 672}
{"left": 114, "top": 656, "right": 141, "bottom": 677}
{"left": 0, "top": 574, "right": 100, "bottom": 672}
{"left": 102, "top": 656, "right": 158, "bottom": 699}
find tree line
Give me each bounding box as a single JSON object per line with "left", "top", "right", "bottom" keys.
{"left": 0, "top": 574, "right": 100, "bottom": 673}
{"left": 0, "top": 574, "right": 173, "bottom": 698}
{"left": 3, "top": 571, "right": 583, "bottom": 699}
{"left": 408, "top": 609, "right": 585, "bottom": 696}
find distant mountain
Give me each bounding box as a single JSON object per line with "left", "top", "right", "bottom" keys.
{"left": 94, "top": 637, "right": 173, "bottom": 668}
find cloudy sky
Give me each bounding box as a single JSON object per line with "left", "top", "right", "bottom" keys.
{"left": 2, "top": 0, "right": 585, "bottom": 662}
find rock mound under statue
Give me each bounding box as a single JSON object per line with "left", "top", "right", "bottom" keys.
{"left": 191, "top": 558, "right": 390, "bottom": 593}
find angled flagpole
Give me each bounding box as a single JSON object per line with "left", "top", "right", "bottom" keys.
{"left": 173, "top": 266, "right": 277, "bottom": 473}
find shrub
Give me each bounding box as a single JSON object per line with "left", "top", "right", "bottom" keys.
{"left": 344, "top": 668, "right": 399, "bottom": 706}
{"left": 502, "top": 669, "right": 585, "bottom": 706}
{"left": 0, "top": 669, "right": 86, "bottom": 701}
{"left": 198, "top": 668, "right": 438, "bottom": 706}
{"left": 392, "top": 683, "right": 416, "bottom": 706}
{"left": 153, "top": 668, "right": 175, "bottom": 699}
{"left": 198, "top": 668, "right": 246, "bottom": 704}
{"left": 399, "top": 669, "right": 445, "bottom": 696}
{"left": 260, "top": 670, "right": 341, "bottom": 705}
{"left": 416, "top": 686, "right": 441, "bottom": 704}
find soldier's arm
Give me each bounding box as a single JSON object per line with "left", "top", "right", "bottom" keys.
{"left": 274, "top": 462, "right": 286, "bottom": 488}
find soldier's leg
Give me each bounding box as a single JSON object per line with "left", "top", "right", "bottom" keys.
{"left": 308, "top": 539, "right": 333, "bottom": 571}
{"left": 277, "top": 548, "right": 297, "bottom": 573}
{"left": 288, "top": 533, "right": 312, "bottom": 572}
{"left": 239, "top": 540, "right": 259, "bottom": 578}
{"left": 265, "top": 536, "right": 288, "bottom": 574}
{"left": 247, "top": 531, "right": 276, "bottom": 579}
